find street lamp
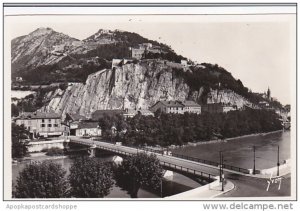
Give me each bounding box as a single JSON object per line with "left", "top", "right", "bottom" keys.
{"left": 160, "top": 178, "right": 163, "bottom": 198}
{"left": 253, "top": 146, "right": 256, "bottom": 175}
{"left": 219, "top": 151, "right": 222, "bottom": 180}
{"left": 219, "top": 151, "right": 224, "bottom": 191}
{"left": 277, "top": 145, "right": 280, "bottom": 176}
{"left": 221, "top": 153, "right": 224, "bottom": 191}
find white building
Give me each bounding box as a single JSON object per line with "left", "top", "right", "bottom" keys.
{"left": 75, "top": 122, "right": 102, "bottom": 137}
{"left": 150, "top": 100, "right": 201, "bottom": 114}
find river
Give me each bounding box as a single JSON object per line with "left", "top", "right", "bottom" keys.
{"left": 12, "top": 154, "right": 199, "bottom": 198}
{"left": 11, "top": 90, "right": 36, "bottom": 99}
{"left": 172, "top": 131, "right": 291, "bottom": 170}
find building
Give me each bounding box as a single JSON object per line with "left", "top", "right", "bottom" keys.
{"left": 181, "top": 60, "right": 188, "bottom": 67}
{"left": 201, "top": 103, "right": 237, "bottom": 113}
{"left": 64, "top": 113, "right": 88, "bottom": 136}
{"left": 150, "top": 101, "right": 185, "bottom": 114}
{"left": 258, "top": 101, "right": 270, "bottom": 109}
{"left": 138, "top": 43, "right": 153, "bottom": 50}
{"left": 123, "top": 109, "right": 154, "bottom": 118}
{"left": 150, "top": 100, "right": 201, "bottom": 114}
{"left": 75, "top": 122, "right": 101, "bottom": 137}
{"left": 15, "top": 111, "right": 67, "bottom": 138}
{"left": 222, "top": 105, "right": 238, "bottom": 113}
{"left": 181, "top": 101, "right": 201, "bottom": 114}
{"left": 131, "top": 48, "right": 145, "bottom": 59}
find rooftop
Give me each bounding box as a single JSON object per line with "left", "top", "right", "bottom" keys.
{"left": 181, "top": 100, "right": 201, "bottom": 107}
{"left": 77, "top": 121, "right": 100, "bottom": 129}
{"left": 159, "top": 101, "right": 185, "bottom": 107}
{"left": 91, "top": 109, "right": 124, "bottom": 121}
{"left": 66, "top": 113, "right": 87, "bottom": 121}
{"left": 16, "top": 111, "right": 61, "bottom": 119}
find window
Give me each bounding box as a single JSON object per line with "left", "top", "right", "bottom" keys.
{"left": 42, "top": 119, "right": 45, "bottom": 123}
{"left": 41, "top": 124, "right": 45, "bottom": 128}
{"left": 54, "top": 124, "right": 59, "bottom": 127}
{"left": 48, "top": 119, "right": 51, "bottom": 122}
{"left": 48, "top": 124, "right": 52, "bottom": 127}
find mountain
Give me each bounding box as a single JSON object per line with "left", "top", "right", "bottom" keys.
{"left": 12, "top": 27, "right": 282, "bottom": 115}
{"left": 11, "top": 28, "right": 184, "bottom": 84}
{"left": 11, "top": 27, "right": 82, "bottom": 74}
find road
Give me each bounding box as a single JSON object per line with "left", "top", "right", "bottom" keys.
{"left": 219, "top": 173, "right": 291, "bottom": 197}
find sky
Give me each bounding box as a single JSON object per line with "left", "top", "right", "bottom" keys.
{"left": 5, "top": 14, "right": 296, "bottom": 105}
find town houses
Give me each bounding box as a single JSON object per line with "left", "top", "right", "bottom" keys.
{"left": 14, "top": 100, "right": 242, "bottom": 139}
{"left": 14, "top": 111, "right": 68, "bottom": 138}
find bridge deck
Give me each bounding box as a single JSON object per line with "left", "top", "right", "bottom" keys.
{"left": 69, "top": 136, "right": 222, "bottom": 181}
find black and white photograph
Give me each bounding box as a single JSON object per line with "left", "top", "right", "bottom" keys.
{"left": 2, "top": 2, "right": 297, "bottom": 203}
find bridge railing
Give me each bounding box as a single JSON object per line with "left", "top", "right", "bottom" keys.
{"left": 160, "top": 161, "right": 216, "bottom": 182}
{"left": 171, "top": 153, "right": 249, "bottom": 174}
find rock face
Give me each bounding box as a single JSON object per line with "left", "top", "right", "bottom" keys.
{"left": 42, "top": 60, "right": 190, "bottom": 117}
{"left": 207, "top": 89, "right": 252, "bottom": 109}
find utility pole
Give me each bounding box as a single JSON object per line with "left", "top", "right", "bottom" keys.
{"left": 253, "top": 146, "right": 256, "bottom": 175}
{"left": 277, "top": 145, "right": 280, "bottom": 176}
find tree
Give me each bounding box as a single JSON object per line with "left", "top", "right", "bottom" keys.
{"left": 68, "top": 157, "right": 114, "bottom": 198}
{"left": 11, "top": 123, "right": 30, "bottom": 158}
{"left": 13, "top": 161, "right": 68, "bottom": 198}
{"left": 115, "top": 152, "right": 163, "bottom": 198}
{"left": 11, "top": 103, "right": 19, "bottom": 117}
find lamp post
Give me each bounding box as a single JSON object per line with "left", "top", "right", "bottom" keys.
{"left": 160, "top": 178, "right": 163, "bottom": 198}
{"left": 219, "top": 151, "right": 224, "bottom": 191}
{"left": 219, "top": 151, "right": 222, "bottom": 182}
{"left": 277, "top": 145, "right": 280, "bottom": 176}
{"left": 253, "top": 146, "right": 256, "bottom": 175}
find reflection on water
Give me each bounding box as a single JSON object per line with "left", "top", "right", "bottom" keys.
{"left": 12, "top": 154, "right": 200, "bottom": 198}
{"left": 11, "top": 90, "right": 36, "bottom": 99}
{"left": 172, "top": 131, "right": 291, "bottom": 169}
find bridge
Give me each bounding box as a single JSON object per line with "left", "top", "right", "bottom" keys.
{"left": 68, "top": 136, "right": 220, "bottom": 183}
{"left": 68, "top": 136, "right": 250, "bottom": 183}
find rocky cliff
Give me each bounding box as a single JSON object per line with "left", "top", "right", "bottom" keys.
{"left": 207, "top": 89, "right": 252, "bottom": 109}
{"left": 41, "top": 60, "right": 190, "bottom": 117}
{"left": 39, "top": 60, "right": 253, "bottom": 117}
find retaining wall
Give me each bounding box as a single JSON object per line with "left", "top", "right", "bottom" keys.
{"left": 165, "top": 176, "right": 220, "bottom": 199}
{"left": 28, "top": 139, "right": 66, "bottom": 152}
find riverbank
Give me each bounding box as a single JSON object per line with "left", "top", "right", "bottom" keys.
{"left": 169, "top": 129, "right": 283, "bottom": 149}
{"left": 12, "top": 152, "right": 68, "bottom": 164}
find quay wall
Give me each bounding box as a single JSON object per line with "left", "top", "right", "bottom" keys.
{"left": 165, "top": 176, "right": 220, "bottom": 199}
{"left": 28, "top": 139, "right": 67, "bottom": 152}
{"left": 258, "top": 159, "right": 291, "bottom": 176}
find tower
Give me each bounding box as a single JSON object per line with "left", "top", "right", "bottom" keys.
{"left": 267, "top": 87, "right": 271, "bottom": 100}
